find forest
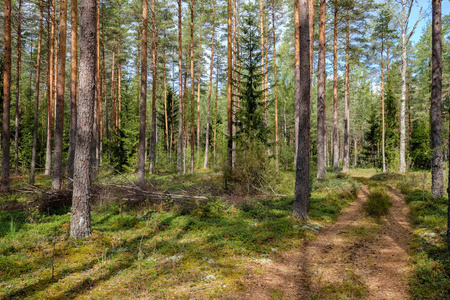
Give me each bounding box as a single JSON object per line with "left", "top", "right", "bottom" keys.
{"left": 0, "top": 0, "right": 449, "bottom": 298}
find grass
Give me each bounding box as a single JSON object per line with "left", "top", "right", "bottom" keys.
{"left": 0, "top": 170, "right": 360, "bottom": 299}
{"left": 363, "top": 188, "right": 392, "bottom": 218}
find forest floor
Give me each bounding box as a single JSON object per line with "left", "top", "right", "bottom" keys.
{"left": 0, "top": 169, "right": 449, "bottom": 299}
{"left": 239, "top": 176, "right": 412, "bottom": 299}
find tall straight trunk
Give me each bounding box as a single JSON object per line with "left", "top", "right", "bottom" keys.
{"left": 309, "top": 0, "right": 314, "bottom": 83}
{"left": 380, "top": 35, "right": 386, "bottom": 173}
{"left": 98, "top": 6, "right": 103, "bottom": 167}
{"left": 70, "top": 0, "right": 97, "bottom": 239}
{"left": 272, "top": 0, "right": 279, "bottom": 171}
{"left": 110, "top": 52, "right": 115, "bottom": 136}
{"left": 1, "top": 0, "right": 12, "bottom": 191}
{"left": 399, "top": 0, "right": 420, "bottom": 173}
{"left": 316, "top": 0, "right": 326, "bottom": 180}
{"left": 332, "top": 0, "right": 338, "bottom": 174}
{"left": 68, "top": 0, "right": 78, "bottom": 187}
{"left": 14, "top": 0, "right": 22, "bottom": 174}
{"left": 137, "top": 0, "right": 148, "bottom": 185}
{"left": 343, "top": 11, "right": 350, "bottom": 172}
{"left": 117, "top": 34, "right": 121, "bottom": 129}
{"left": 227, "top": 0, "right": 233, "bottom": 174}
{"left": 259, "top": 0, "right": 266, "bottom": 123}
{"left": 294, "top": 0, "right": 300, "bottom": 165}
{"left": 214, "top": 54, "right": 219, "bottom": 160}
{"left": 52, "top": 0, "right": 68, "bottom": 190}
{"left": 431, "top": 0, "right": 443, "bottom": 198}
{"left": 30, "top": 0, "right": 44, "bottom": 185}
{"left": 45, "top": 0, "right": 56, "bottom": 176}
{"left": 92, "top": 0, "right": 101, "bottom": 175}
{"left": 177, "top": 0, "right": 184, "bottom": 175}
{"left": 293, "top": 0, "right": 310, "bottom": 220}
{"left": 164, "top": 49, "right": 169, "bottom": 155}
{"left": 189, "top": 0, "right": 195, "bottom": 174}
{"left": 197, "top": 29, "right": 202, "bottom": 161}
{"left": 231, "top": 0, "right": 237, "bottom": 169}
{"left": 204, "top": 3, "right": 215, "bottom": 169}
{"left": 149, "top": 0, "right": 157, "bottom": 174}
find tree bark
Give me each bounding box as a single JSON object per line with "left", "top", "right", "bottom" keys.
{"left": 342, "top": 11, "right": 350, "bottom": 172}
{"left": 52, "top": 0, "right": 68, "bottom": 190}
{"left": 14, "top": 0, "right": 22, "bottom": 175}
{"left": 138, "top": 0, "right": 148, "bottom": 185}
{"left": 1, "top": 0, "right": 12, "bottom": 191}
{"left": 177, "top": 0, "right": 184, "bottom": 175}
{"left": 226, "top": 0, "right": 233, "bottom": 178}
{"left": 45, "top": 0, "right": 56, "bottom": 176}
{"left": 272, "top": 0, "right": 279, "bottom": 171}
{"left": 68, "top": 0, "right": 78, "bottom": 187}
{"left": 294, "top": 0, "right": 300, "bottom": 166}
{"left": 197, "top": 29, "right": 202, "bottom": 163}
{"left": 189, "top": 0, "right": 195, "bottom": 174}
{"left": 332, "top": 0, "right": 339, "bottom": 174}
{"left": 293, "top": 0, "right": 310, "bottom": 220}
{"left": 430, "top": 0, "right": 443, "bottom": 198}
{"left": 149, "top": 0, "right": 157, "bottom": 174}
{"left": 204, "top": 3, "right": 216, "bottom": 169}
{"left": 259, "top": 0, "right": 266, "bottom": 124}
{"left": 30, "top": 0, "right": 44, "bottom": 185}
{"left": 316, "top": 0, "right": 326, "bottom": 180}
{"left": 70, "top": 0, "right": 97, "bottom": 239}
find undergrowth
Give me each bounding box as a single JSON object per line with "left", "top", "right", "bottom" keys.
{"left": 363, "top": 188, "right": 392, "bottom": 218}
{"left": 0, "top": 171, "right": 360, "bottom": 299}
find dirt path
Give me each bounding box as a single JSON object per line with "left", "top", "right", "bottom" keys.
{"left": 240, "top": 184, "right": 413, "bottom": 299}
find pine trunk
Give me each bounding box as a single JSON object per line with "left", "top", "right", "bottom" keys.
{"left": 293, "top": 0, "right": 310, "bottom": 220}
{"left": 45, "top": 0, "right": 56, "bottom": 176}
{"left": 137, "top": 0, "right": 148, "bottom": 185}
{"left": 204, "top": 3, "right": 216, "bottom": 169}
{"left": 1, "top": 0, "right": 12, "bottom": 191}
{"left": 177, "top": 0, "right": 184, "bottom": 175}
{"left": 431, "top": 0, "right": 443, "bottom": 198}
{"left": 294, "top": 0, "right": 300, "bottom": 165}
{"left": 343, "top": 12, "right": 350, "bottom": 172}
{"left": 227, "top": 0, "right": 233, "bottom": 177}
{"left": 272, "top": 0, "right": 278, "bottom": 171}
{"left": 14, "top": 0, "right": 22, "bottom": 175}
{"left": 30, "top": 0, "right": 44, "bottom": 185}
{"left": 332, "top": 0, "right": 338, "bottom": 174}
{"left": 52, "top": 0, "right": 68, "bottom": 190}
{"left": 316, "top": 0, "right": 326, "bottom": 180}
{"left": 190, "top": 0, "right": 195, "bottom": 174}
{"left": 68, "top": 0, "right": 78, "bottom": 187}
{"left": 70, "top": 0, "right": 97, "bottom": 239}
{"left": 149, "top": 0, "right": 157, "bottom": 174}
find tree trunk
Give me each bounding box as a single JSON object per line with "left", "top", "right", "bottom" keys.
{"left": 52, "top": 0, "right": 68, "bottom": 190}
{"left": 332, "top": 0, "right": 339, "bottom": 174}
{"left": 137, "top": 0, "right": 148, "bottom": 185}
{"left": 343, "top": 11, "right": 350, "bottom": 172}
{"left": 381, "top": 36, "right": 386, "bottom": 173}
{"left": 316, "top": 0, "right": 326, "bottom": 180}
{"left": 294, "top": 0, "right": 300, "bottom": 166}
{"left": 226, "top": 0, "right": 233, "bottom": 179}
{"left": 45, "top": 0, "right": 56, "bottom": 176}
{"left": 197, "top": 33, "right": 202, "bottom": 163}
{"left": 214, "top": 54, "right": 219, "bottom": 161}
{"left": 190, "top": 0, "right": 195, "bottom": 174}
{"left": 68, "top": 0, "right": 78, "bottom": 187}
{"left": 259, "top": 0, "right": 266, "bottom": 124}
{"left": 164, "top": 49, "right": 169, "bottom": 155}
{"left": 177, "top": 0, "right": 184, "bottom": 175}
{"left": 431, "top": 0, "right": 443, "bottom": 198}
{"left": 293, "top": 0, "right": 310, "bottom": 220}
{"left": 30, "top": 0, "right": 44, "bottom": 185}
{"left": 117, "top": 34, "right": 122, "bottom": 129}
{"left": 272, "top": 0, "right": 279, "bottom": 171}
{"left": 204, "top": 3, "right": 216, "bottom": 169}
{"left": 309, "top": 0, "right": 314, "bottom": 85}
{"left": 70, "top": 0, "right": 97, "bottom": 239}
{"left": 149, "top": 0, "right": 157, "bottom": 174}
{"left": 14, "top": 0, "right": 22, "bottom": 175}
{"left": 1, "top": 0, "right": 12, "bottom": 191}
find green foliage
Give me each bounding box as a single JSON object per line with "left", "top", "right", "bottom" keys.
{"left": 363, "top": 188, "right": 392, "bottom": 218}
{"left": 410, "top": 119, "right": 431, "bottom": 169}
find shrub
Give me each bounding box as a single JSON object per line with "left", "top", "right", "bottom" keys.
{"left": 364, "top": 188, "right": 392, "bottom": 218}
